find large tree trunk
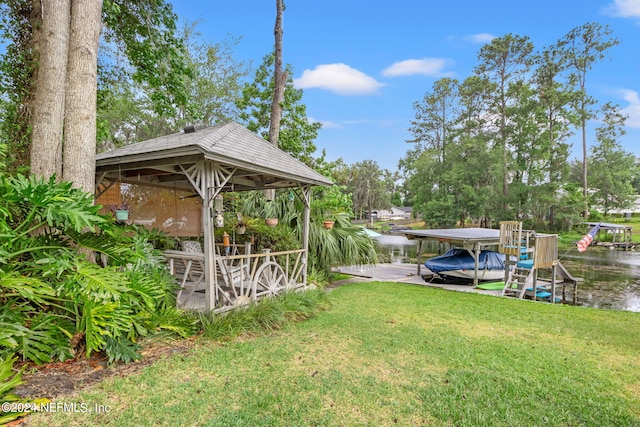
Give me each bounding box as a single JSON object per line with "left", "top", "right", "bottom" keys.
{"left": 29, "top": 0, "right": 71, "bottom": 179}
{"left": 265, "top": 0, "right": 285, "bottom": 200}
{"left": 268, "top": 0, "right": 285, "bottom": 148}
{"left": 62, "top": 0, "right": 102, "bottom": 193}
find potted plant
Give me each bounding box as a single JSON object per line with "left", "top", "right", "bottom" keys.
{"left": 263, "top": 201, "right": 278, "bottom": 227}
{"left": 313, "top": 185, "right": 351, "bottom": 230}
{"left": 323, "top": 218, "right": 335, "bottom": 229}
{"left": 110, "top": 202, "right": 130, "bottom": 221}
{"left": 235, "top": 213, "right": 250, "bottom": 234}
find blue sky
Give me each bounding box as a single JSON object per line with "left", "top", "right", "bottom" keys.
{"left": 171, "top": 0, "right": 640, "bottom": 172}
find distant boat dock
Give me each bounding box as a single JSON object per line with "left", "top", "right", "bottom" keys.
{"left": 584, "top": 222, "right": 637, "bottom": 250}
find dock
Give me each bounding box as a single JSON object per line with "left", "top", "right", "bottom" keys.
{"left": 333, "top": 222, "right": 583, "bottom": 306}
{"left": 331, "top": 262, "right": 579, "bottom": 304}
{"left": 331, "top": 263, "right": 503, "bottom": 297}
{"left": 584, "top": 222, "right": 636, "bottom": 251}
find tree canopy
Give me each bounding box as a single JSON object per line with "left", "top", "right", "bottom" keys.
{"left": 402, "top": 23, "right": 633, "bottom": 230}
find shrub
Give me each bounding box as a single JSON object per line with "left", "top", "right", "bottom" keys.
{"left": 233, "top": 191, "right": 378, "bottom": 274}
{"left": 0, "top": 174, "right": 197, "bottom": 364}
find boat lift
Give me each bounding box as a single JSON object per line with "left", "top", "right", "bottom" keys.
{"left": 405, "top": 224, "right": 579, "bottom": 304}
{"left": 404, "top": 227, "right": 501, "bottom": 287}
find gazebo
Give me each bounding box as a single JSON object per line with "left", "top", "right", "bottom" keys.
{"left": 95, "top": 121, "right": 333, "bottom": 311}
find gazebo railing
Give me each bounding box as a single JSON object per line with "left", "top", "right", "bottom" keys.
{"left": 164, "top": 246, "right": 307, "bottom": 311}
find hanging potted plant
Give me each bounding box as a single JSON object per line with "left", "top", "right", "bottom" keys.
{"left": 236, "top": 213, "right": 250, "bottom": 234}
{"left": 313, "top": 185, "right": 351, "bottom": 230}
{"left": 263, "top": 201, "right": 278, "bottom": 227}
{"left": 110, "top": 202, "right": 130, "bottom": 222}
{"left": 323, "top": 218, "right": 335, "bottom": 229}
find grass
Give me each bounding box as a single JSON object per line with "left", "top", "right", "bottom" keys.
{"left": 27, "top": 282, "right": 640, "bottom": 426}
{"left": 197, "top": 288, "right": 330, "bottom": 340}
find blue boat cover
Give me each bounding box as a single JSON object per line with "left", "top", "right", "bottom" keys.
{"left": 425, "top": 248, "right": 505, "bottom": 273}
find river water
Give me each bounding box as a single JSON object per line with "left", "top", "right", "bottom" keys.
{"left": 375, "top": 234, "right": 640, "bottom": 312}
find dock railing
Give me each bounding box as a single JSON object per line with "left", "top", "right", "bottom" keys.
{"left": 499, "top": 221, "right": 523, "bottom": 256}
{"left": 533, "top": 234, "right": 558, "bottom": 269}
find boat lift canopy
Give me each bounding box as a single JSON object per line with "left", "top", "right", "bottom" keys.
{"left": 404, "top": 228, "right": 501, "bottom": 286}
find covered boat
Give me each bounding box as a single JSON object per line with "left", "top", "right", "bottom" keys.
{"left": 425, "top": 248, "right": 506, "bottom": 284}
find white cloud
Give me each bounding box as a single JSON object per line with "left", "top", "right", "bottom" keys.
{"left": 317, "top": 119, "right": 342, "bottom": 129}
{"left": 467, "top": 33, "right": 497, "bottom": 44}
{"left": 294, "top": 63, "right": 383, "bottom": 95}
{"left": 604, "top": 0, "right": 640, "bottom": 17}
{"left": 619, "top": 89, "right": 640, "bottom": 128}
{"left": 314, "top": 118, "right": 402, "bottom": 130}
{"left": 382, "top": 58, "right": 452, "bottom": 78}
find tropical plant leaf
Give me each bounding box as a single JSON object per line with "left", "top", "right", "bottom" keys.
{"left": 0, "top": 322, "right": 26, "bottom": 353}
{"left": 65, "top": 261, "right": 130, "bottom": 302}
{"left": 0, "top": 303, "right": 28, "bottom": 355}
{"left": 4, "top": 175, "right": 104, "bottom": 234}
{"left": 16, "top": 327, "right": 53, "bottom": 365}
{"left": 67, "top": 230, "right": 134, "bottom": 265}
{"left": 0, "top": 271, "right": 55, "bottom": 305}
{"left": 0, "top": 353, "right": 36, "bottom": 424}
{"left": 104, "top": 336, "right": 142, "bottom": 364}
{"left": 80, "top": 299, "right": 132, "bottom": 357}
{"left": 17, "top": 314, "right": 73, "bottom": 364}
{"left": 0, "top": 354, "right": 24, "bottom": 397}
{"left": 123, "top": 268, "right": 168, "bottom": 310}
{"left": 146, "top": 307, "right": 199, "bottom": 338}
{"left": 1, "top": 172, "right": 195, "bottom": 363}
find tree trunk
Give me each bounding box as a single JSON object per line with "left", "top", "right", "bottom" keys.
{"left": 581, "top": 113, "right": 589, "bottom": 217}
{"left": 29, "top": 0, "right": 71, "bottom": 179}
{"left": 269, "top": 0, "right": 285, "bottom": 148}
{"left": 265, "top": 0, "right": 285, "bottom": 200}
{"left": 62, "top": 0, "right": 102, "bottom": 193}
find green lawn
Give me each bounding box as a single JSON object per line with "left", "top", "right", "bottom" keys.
{"left": 28, "top": 283, "right": 640, "bottom": 426}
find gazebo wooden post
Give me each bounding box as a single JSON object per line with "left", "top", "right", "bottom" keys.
{"left": 300, "top": 185, "right": 311, "bottom": 286}
{"left": 202, "top": 161, "right": 217, "bottom": 311}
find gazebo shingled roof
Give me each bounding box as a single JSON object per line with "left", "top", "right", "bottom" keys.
{"left": 95, "top": 121, "right": 333, "bottom": 190}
